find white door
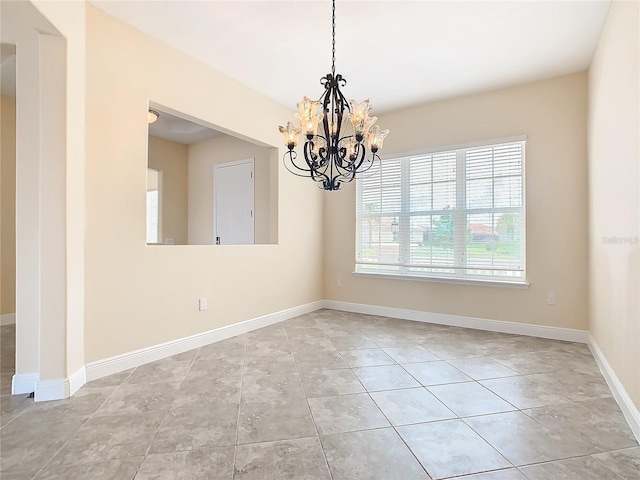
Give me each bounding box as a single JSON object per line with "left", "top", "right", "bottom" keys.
{"left": 214, "top": 159, "right": 254, "bottom": 245}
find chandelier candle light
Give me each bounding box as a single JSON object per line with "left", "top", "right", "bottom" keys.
{"left": 278, "top": 0, "right": 389, "bottom": 191}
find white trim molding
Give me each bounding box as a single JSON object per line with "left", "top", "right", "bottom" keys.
{"left": 589, "top": 335, "right": 640, "bottom": 443}
{"left": 85, "top": 300, "right": 324, "bottom": 382}
{"left": 323, "top": 300, "right": 589, "bottom": 343}
{"left": 1, "top": 313, "right": 16, "bottom": 326}
{"left": 12, "top": 372, "right": 38, "bottom": 395}
{"left": 69, "top": 366, "right": 87, "bottom": 396}
{"left": 35, "top": 377, "right": 70, "bottom": 402}
{"left": 33, "top": 366, "right": 87, "bottom": 402}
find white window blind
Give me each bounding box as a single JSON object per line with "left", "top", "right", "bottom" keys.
{"left": 356, "top": 139, "right": 525, "bottom": 281}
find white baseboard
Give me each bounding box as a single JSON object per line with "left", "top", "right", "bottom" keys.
{"left": 35, "top": 377, "right": 70, "bottom": 402}
{"left": 323, "top": 300, "right": 589, "bottom": 343}
{"left": 69, "top": 366, "right": 87, "bottom": 396}
{"left": 588, "top": 335, "right": 640, "bottom": 443}
{"left": 12, "top": 372, "right": 38, "bottom": 395}
{"left": 1, "top": 313, "right": 16, "bottom": 326}
{"left": 85, "top": 300, "right": 324, "bottom": 382}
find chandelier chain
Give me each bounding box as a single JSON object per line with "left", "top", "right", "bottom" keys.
{"left": 331, "top": 0, "right": 336, "bottom": 76}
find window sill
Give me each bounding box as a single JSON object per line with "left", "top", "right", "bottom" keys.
{"left": 352, "top": 271, "right": 530, "bottom": 289}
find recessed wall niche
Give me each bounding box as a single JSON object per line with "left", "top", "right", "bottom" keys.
{"left": 146, "top": 106, "right": 278, "bottom": 245}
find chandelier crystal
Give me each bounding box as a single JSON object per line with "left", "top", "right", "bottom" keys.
{"left": 278, "top": 0, "right": 389, "bottom": 191}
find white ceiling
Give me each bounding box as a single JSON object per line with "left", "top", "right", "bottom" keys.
{"left": 91, "top": 0, "right": 610, "bottom": 115}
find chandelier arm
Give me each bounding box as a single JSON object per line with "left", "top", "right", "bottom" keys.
{"left": 302, "top": 142, "right": 332, "bottom": 185}
{"left": 334, "top": 143, "right": 351, "bottom": 171}
{"left": 283, "top": 150, "right": 316, "bottom": 177}
{"left": 331, "top": 168, "right": 355, "bottom": 188}
{"left": 356, "top": 152, "right": 382, "bottom": 176}
{"left": 284, "top": 148, "right": 330, "bottom": 182}
{"left": 306, "top": 138, "right": 332, "bottom": 170}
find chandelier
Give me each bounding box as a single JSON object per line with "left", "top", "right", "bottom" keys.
{"left": 278, "top": 0, "right": 389, "bottom": 191}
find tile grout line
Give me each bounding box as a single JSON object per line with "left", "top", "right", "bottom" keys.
{"left": 286, "top": 318, "right": 336, "bottom": 480}
{"left": 128, "top": 350, "right": 202, "bottom": 478}
{"left": 230, "top": 338, "right": 248, "bottom": 478}
{"left": 24, "top": 366, "right": 138, "bottom": 479}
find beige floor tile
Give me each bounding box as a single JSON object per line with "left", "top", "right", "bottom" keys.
{"left": 527, "top": 369, "right": 612, "bottom": 402}
{"left": 308, "top": 393, "right": 389, "bottom": 435}
{"left": 136, "top": 448, "right": 235, "bottom": 480}
{"left": 480, "top": 375, "right": 571, "bottom": 409}
{"left": 234, "top": 437, "right": 331, "bottom": 480}
{"left": 447, "top": 357, "right": 519, "bottom": 380}
{"left": 353, "top": 365, "right": 420, "bottom": 391}
{"left": 0, "top": 414, "right": 86, "bottom": 476}
{"left": 370, "top": 387, "right": 455, "bottom": 425}
{"left": 34, "top": 457, "right": 142, "bottom": 480}
{"left": 403, "top": 361, "right": 472, "bottom": 386}
{"left": 519, "top": 456, "right": 626, "bottom": 479}
{"left": 49, "top": 412, "right": 163, "bottom": 468}
{"left": 149, "top": 403, "right": 239, "bottom": 453}
{"left": 592, "top": 446, "right": 640, "bottom": 479}
{"left": 524, "top": 399, "right": 639, "bottom": 453}
{"left": 429, "top": 381, "right": 516, "bottom": 417}
{"left": 339, "top": 348, "right": 395, "bottom": 367}
{"left": 85, "top": 369, "right": 134, "bottom": 388}
{"left": 175, "top": 373, "right": 242, "bottom": 406}
{"left": 241, "top": 372, "right": 305, "bottom": 404}
{"left": 397, "top": 419, "right": 511, "bottom": 479}
{"left": 125, "top": 354, "right": 194, "bottom": 385}
{"left": 322, "top": 428, "right": 430, "bottom": 480}
{"left": 292, "top": 349, "right": 349, "bottom": 371}
{"left": 382, "top": 344, "right": 440, "bottom": 363}
{"left": 237, "top": 399, "right": 316, "bottom": 444}
{"left": 419, "top": 341, "right": 484, "bottom": 360}
{"left": 95, "top": 381, "right": 178, "bottom": 416}
{"left": 455, "top": 469, "right": 528, "bottom": 479}
{"left": 328, "top": 335, "right": 376, "bottom": 351}
{"left": 465, "top": 411, "right": 596, "bottom": 466}
{"left": 242, "top": 351, "right": 297, "bottom": 375}
{"left": 0, "top": 394, "right": 33, "bottom": 427}
{"left": 299, "top": 368, "right": 366, "bottom": 397}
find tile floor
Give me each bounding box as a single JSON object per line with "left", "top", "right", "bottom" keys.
{"left": 1, "top": 310, "right": 639, "bottom": 479}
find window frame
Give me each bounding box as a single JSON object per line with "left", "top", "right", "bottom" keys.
{"left": 146, "top": 167, "right": 162, "bottom": 245}
{"left": 355, "top": 136, "right": 528, "bottom": 286}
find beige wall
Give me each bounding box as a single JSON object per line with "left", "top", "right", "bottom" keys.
{"left": 1, "top": 95, "right": 16, "bottom": 316}
{"left": 324, "top": 73, "right": 589, "bottom": 331}
{"left": 188, "top": 135, "right": 274, "bottom": 245}
{"left": 588, "top": 1, "right": 640, "bottom": 409}
{"left": 148, "top": 135, "right": 188, "bottom": 245}
{"left": 84, "top": 4, "right": 323, "bottom": 363}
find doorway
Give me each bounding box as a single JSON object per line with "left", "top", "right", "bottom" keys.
{"left": 214, "top": 159, "right": 255, "bottom": 245}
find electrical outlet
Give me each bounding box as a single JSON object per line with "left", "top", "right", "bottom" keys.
{"left": 199, "top": 297, "right": 207, "bottom": 311}
{"left": 336, "top": 278, "right": 342, "bottom": 287}
{"left": 547, "top": 294, "right": 555, "bottom": 305}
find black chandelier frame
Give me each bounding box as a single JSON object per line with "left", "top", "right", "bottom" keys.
{"left": 281, "top": 0, "right": 387, "bottom": 191}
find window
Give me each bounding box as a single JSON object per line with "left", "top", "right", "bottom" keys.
{"left": 147, "top": 168, "right": 160, "bottom": 244}
{"left": 356, "top": 138, "right": 525, "bottom": 283}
